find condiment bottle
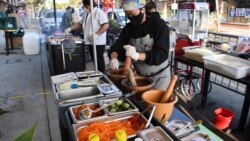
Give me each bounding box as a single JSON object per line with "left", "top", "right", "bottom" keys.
{"left": 88, "top": 133, "right": 100, "bottom": 141}
{"left": 115, "top": 129, "right": 127, "bottom": 141}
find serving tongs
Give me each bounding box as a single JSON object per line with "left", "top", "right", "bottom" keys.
{"left": 79, "top": 91, "right": 137, "bottom": 119}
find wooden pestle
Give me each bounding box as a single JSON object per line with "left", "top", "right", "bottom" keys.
{"left": 160, "top": 75, "right": 178, "bottom": 103}
{"left": 127, "top": 68, "right": 137, "bottom": 87}
{"left": 122, "top": 56, "right": 131, "bottom": 75}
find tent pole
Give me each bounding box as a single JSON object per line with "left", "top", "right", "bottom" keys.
{"left": 90, "top": 0, "right": 98, "bottom": 72}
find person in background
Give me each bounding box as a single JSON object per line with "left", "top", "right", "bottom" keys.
{"left": 109, "top": 0, "right": 171, "bottom": 90}
{"left": 65, "top": 0, "right": 109, "bottom": 73}
{"left": 18, "top": 7, "right": 28, "bottom": 28}
{"left": 82, "top": 0, "right": 109, "bottom": 73}
{"left": 145, "top": 1, "right": 157, "bottom": 13}
{"left": 60, "top": 6, "right": 73, "bottom": 31}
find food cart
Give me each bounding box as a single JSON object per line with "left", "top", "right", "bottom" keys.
{"left": 50, "top": 69, "right": 241, "bottom": 141}
{"left": 51, "top": 71, "right": 180, "bottom": 141}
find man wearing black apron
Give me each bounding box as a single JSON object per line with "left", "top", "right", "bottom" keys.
{"left": 109, "top": 0, "right": 171, "bottom": 90}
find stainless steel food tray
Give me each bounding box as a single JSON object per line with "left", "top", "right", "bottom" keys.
{"left": 138, "top": 126, "right": 174, "bottom": 141}
{"left": 75, "top": 71, "right": 103, "bottom": 78}
{"left": 51, "top": 72, "right": 78, "bottom": 84}
{"left": 99, "top": 98, "right": 139, "bottom": 116}
{"left": 55, "top": 86, "right": 103, "bottom": 103}
{"left": 69, "top": 102, "right": 108, "bottom": 124}
{"left": 72, "top": 112, "right": 153, "bottom": 141}
{"left": 55, "top": 77, "right": 105, "bottom": 102}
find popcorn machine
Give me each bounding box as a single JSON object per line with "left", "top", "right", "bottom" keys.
{"left": 175, "top": 2, "right": 210, "bottom": 56}
{"left": 177, "top": 2, "right": 209, "bottom": 40}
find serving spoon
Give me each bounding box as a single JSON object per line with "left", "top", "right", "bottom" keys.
{"left": 79, "top": 90, "right": 137, "bottom": 119}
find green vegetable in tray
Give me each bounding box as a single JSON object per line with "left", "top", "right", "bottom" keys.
{"left": 110, "top": 108, "right": 117, "bottom": 112}
{"left": 115, "top": 100, "right": 123, "bottom": 106}
{"left": 122, "top": 103, "right": 130, "bottom": 110}
{"left": 107, "top": 100, "right": 133, "bottom": 112}
{"left": 111, "top": 104, "right": 116, "bottom": 109}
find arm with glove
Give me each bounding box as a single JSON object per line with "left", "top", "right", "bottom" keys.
{"left": 123, "top": 45, "right": 146, "bottom": 61}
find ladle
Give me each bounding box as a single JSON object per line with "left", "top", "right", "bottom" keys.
{"left": 79, "top": 90, "right": 137, "bottom": 119}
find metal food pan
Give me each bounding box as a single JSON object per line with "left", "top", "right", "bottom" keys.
{"left": 55, "top": 86, "right": 103, "bottom": 103}
{"left": 75, "top": 71, "right": 103, "bottom": 78}
{"left": 51, "top": 72, "right": 78, "bottom": 85}
{"left": 99, "top": 98, "right": 138, "bottom": 116}
{"left": 137, "top": 126, "right": 174, "bottom": 141}
{"left": 78, "top": 74, "right": 115, "bottom": 85}
{"left": 56, "top": 77, "right": 104, "bottom": 92}
{"left": 55, "top": 77, "right": 105, "bottom": 102}
{"left": 69, "top": 102, "right": 108, "bottom": 124}
{"left": 72, "top": 112, "right": 152, "bottom": 141}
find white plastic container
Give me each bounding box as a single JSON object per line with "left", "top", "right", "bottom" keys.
{"left": 23, "top": 32, "right": 40, "bottom": 55}
{"left": 203, "top": 54, "right": 250, "bottom": 79}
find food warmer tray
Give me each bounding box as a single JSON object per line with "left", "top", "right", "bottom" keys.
{"left": 68, "top": 102, "right": 108, "bottom": 124}
{"left": 72, "top": 112, "right": 153, "bottom": 141}
{"left": 55, "top": 77, "right": 104, "bottom": 103}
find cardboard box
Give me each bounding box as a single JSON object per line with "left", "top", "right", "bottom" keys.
{"left": 8, "top": 37, "right": 23, "bottom": 48}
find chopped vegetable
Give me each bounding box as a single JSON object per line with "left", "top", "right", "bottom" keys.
{"left": 78, "top": 120, "right": 145, "bottom": 141}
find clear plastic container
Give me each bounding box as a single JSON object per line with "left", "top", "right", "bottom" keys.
{"left": 203, "top": 54, "right": 250, "bottom": 79}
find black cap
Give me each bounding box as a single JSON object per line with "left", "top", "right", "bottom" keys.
{"left": 66, "top": 6, "right": 72, "bottom": 10}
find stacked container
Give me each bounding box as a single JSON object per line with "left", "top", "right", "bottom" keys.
{"left": 23, "top": 32, "right": 40, "bottom": 55}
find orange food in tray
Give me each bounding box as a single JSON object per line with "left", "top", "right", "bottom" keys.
{"left": 73, "top": 104, "right": 104, "bottom": 119}
{"left": 77, "top": 120, "right": 145, "bottom": 141}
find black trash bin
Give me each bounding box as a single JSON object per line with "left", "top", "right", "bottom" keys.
{"left": 48, "top": 39, "right": 85, "bottom": 75}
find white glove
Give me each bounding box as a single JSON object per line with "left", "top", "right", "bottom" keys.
{"left": 88, "top": 32, "right": 99, "bottom": 41}
{"left": 64, "top": 27, "right": 71, "bottom": 35}
{"left": 109, "top": 58, "right": 119, "bottom": 70}
{"left": 123, "top": 45, "right": 139, "bottom": 61}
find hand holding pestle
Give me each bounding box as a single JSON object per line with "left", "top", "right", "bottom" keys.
{"left": 127, "top": 68, "right": 137, "bottom": 87}
{"left": 160, "top": 75, "right": 178, "bottom": 103}
{"left": 122, "top": 56, "right": 131, "bottom": 75}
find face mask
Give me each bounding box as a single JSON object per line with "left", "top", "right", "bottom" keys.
{"left": 127, "top": 11, "right": 144, "bottom": 26}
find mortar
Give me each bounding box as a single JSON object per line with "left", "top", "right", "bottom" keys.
{"left": 121, "top": 76, "right": 155, "bottom": 101}
{"left": 142, "top": 89, "right": 178, "bottom": 124}
{"left": 106, "top": 66, "right": 136, "bottom": 91}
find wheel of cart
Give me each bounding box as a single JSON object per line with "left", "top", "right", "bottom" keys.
{"left": 174, "top": 60, "right": 212, "bottom": 110}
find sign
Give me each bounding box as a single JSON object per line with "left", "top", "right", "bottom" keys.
{"left": 245, "top": 8, "right": 250, "bottom": 18}
{"left": 229, "top": 8, "right": 235, "bottom": 17}
{"left": 235, "top": 8, "right": 246, "bottom": 17}
{"left": 178, "top": 2, "right": 209, "bottom": 10}
{"left": 171, "top": 3, "right": 178, "bottom": 10}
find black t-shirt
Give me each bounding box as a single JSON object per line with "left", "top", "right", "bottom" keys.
{"left": 109, "top": 12, "right": 170, "bottom": 66}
